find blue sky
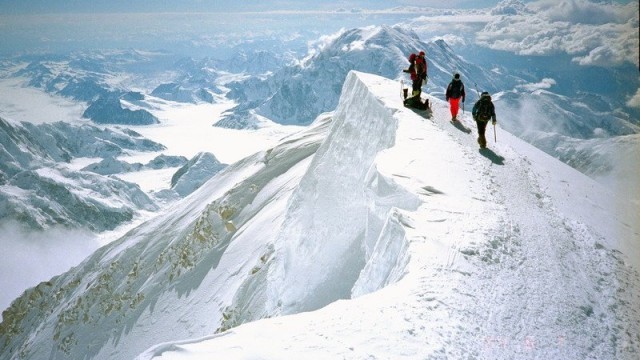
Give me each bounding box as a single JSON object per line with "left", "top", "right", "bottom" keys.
{"left": 0, "top": 0, "right": 635, "bottom": 13}
{"left": 0, "top": 0, "right": 520, "bottom": 14}
{"left": 0, "top": 0, "right": 636, "bottom": 70}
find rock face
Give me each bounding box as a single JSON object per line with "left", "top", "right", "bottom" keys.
{"left": 82, "top": 94, "right": 158, "bottom": 125}
{"left": 151, "top": 83, "right": 215, "bottom": 104}
{"left": 171, "top": 152, "right": 226, "bottom": 197}
{"left": 81, "top": 155, "right": 189, "bottom": 176}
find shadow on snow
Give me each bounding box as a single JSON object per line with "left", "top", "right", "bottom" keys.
{"left": 479, "top": 148, "right": 505, "bottom": 165}
{"left": 450, "top": 120, "right": 472, "bottom": 134}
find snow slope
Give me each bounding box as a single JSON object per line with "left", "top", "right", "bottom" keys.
{"left": 1, "top": 72, "right": 638, "bottom": 360}
{"left": 138, "top": 72, "right": 639, "bottom": 360}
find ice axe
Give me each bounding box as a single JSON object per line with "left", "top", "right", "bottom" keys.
{"left": 493, "top": 122, "right": 497, "bottom": 143}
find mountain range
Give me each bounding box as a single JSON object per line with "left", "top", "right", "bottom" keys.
{"left": 0, "top": 116, "right": 231, "bottom": 232}
{"left": 0, "top": 5, "right": 638, "bottom": 358}
{"left": 0, "top": 118, "right": 163, "bottom": 231}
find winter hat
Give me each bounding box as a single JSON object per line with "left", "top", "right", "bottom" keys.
{"left": 409, "top": 53, "right": 416, "bottom": 62}
{"left": 419, "top": 51, "right": 425, "bottom": 56}
{"left": 453, "top": 73, "right": 460, "bottom": 79}
{"left": 481, "top": 91, "right": 491, "bottom": 99}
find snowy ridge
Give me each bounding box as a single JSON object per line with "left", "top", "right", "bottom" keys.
{"left": 1, "top": 72, "right": 639, "bottom": 360}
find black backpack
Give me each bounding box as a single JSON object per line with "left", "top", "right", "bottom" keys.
{"left": 448, "top": 81, "right": 463, "bottom": 98}
{"left": 473, "top": 99, "right": 493, "bottom": 121}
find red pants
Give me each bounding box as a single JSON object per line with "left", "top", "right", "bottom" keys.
{"left": 449, "top": 97, "right": 461, "bottom": 117}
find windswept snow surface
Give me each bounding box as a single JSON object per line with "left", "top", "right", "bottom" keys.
{"left": 1, "top": 72, "right": 638, "bottom": 360}
{"left": 137, "top": 72, "right": 639, "bottom": 360}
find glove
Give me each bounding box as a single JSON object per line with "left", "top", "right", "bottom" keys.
{"left": 402, "top": 69, "right": 409, "bottom": 73}
{"left": 492, "top": 119, "right": 497, "bottom": 125}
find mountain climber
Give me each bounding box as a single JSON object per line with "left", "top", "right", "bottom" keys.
{"left": 404, "top": 53, "right": 418, "bottom": 96}
{"left": 415, "top": 51, "right": 428, "bottom": 92}
{"left": 404, "top": 51, "right": 428, "bottom": 97}
{"left": 402, "top": 52, "right": 429, "bottom": 110}
{"left": 445, "top": 73, "right": 465, "bottom": 122}
{"left": 472, "top": 91, "right": 497, "bottom": 148}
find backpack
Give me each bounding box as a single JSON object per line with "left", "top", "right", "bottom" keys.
{"left": 406, "top": 54, "right": 416, "bottom": 74}
{"left": 473, "top": 99, "right": 493, "bottom": 121}
{"left": 448, "top": 81, "right": 463, "bottom": 99}
{"left": 415, "top": 57, "right": 426, "bottom": 76}
{"left": 404, "top": 94, "right": 429, "bottom": 110}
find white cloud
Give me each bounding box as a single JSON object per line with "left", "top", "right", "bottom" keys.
{"left": 490, "top": 0, "right": 531, "bottom": 15}
{"left": 302, "top": 28, "right": 348, "bottom": 63}
{"left": 516, "top": 78, "right": 556, "bottom": 92}
{"left": 529, "top": 0, "right": 624, "bottom": 25}
{"left": 0, "top": 221, "right": 100, "bottom": 314}
{"left": 476, "top": 0, "right": 640, "bottom": 67}
{"left": 627, "top": 88, "right": 640, "bottom": 109}
{"left": 432, "top": 34, "right": 468, "bottom": 46}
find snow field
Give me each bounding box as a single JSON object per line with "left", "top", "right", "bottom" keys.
{"left": 0, "top": 78, "right": 86, "bottom": 125}
{"left": 132, "top": 99, "right": 301, "bottom": 164}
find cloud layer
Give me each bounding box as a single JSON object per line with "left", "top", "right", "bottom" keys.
{"left": 476, "top": 0, "right": 639, "bottom": 67}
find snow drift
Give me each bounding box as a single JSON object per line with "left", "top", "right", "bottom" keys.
{"left": 1, "top": 72, "right": 638, "bottom": 360}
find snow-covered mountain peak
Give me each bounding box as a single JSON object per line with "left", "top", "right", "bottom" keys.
{"left": 304, "top": 25, "right": 420, "bottom": 67}
{"left": 331, "top": 25, "right": 414, "bottom": 52}
{"left": 2, "top": 71, "right": 638, "bottom": 360}
{"left": 170, "top": 152, "right": 227, "bottom": 197}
